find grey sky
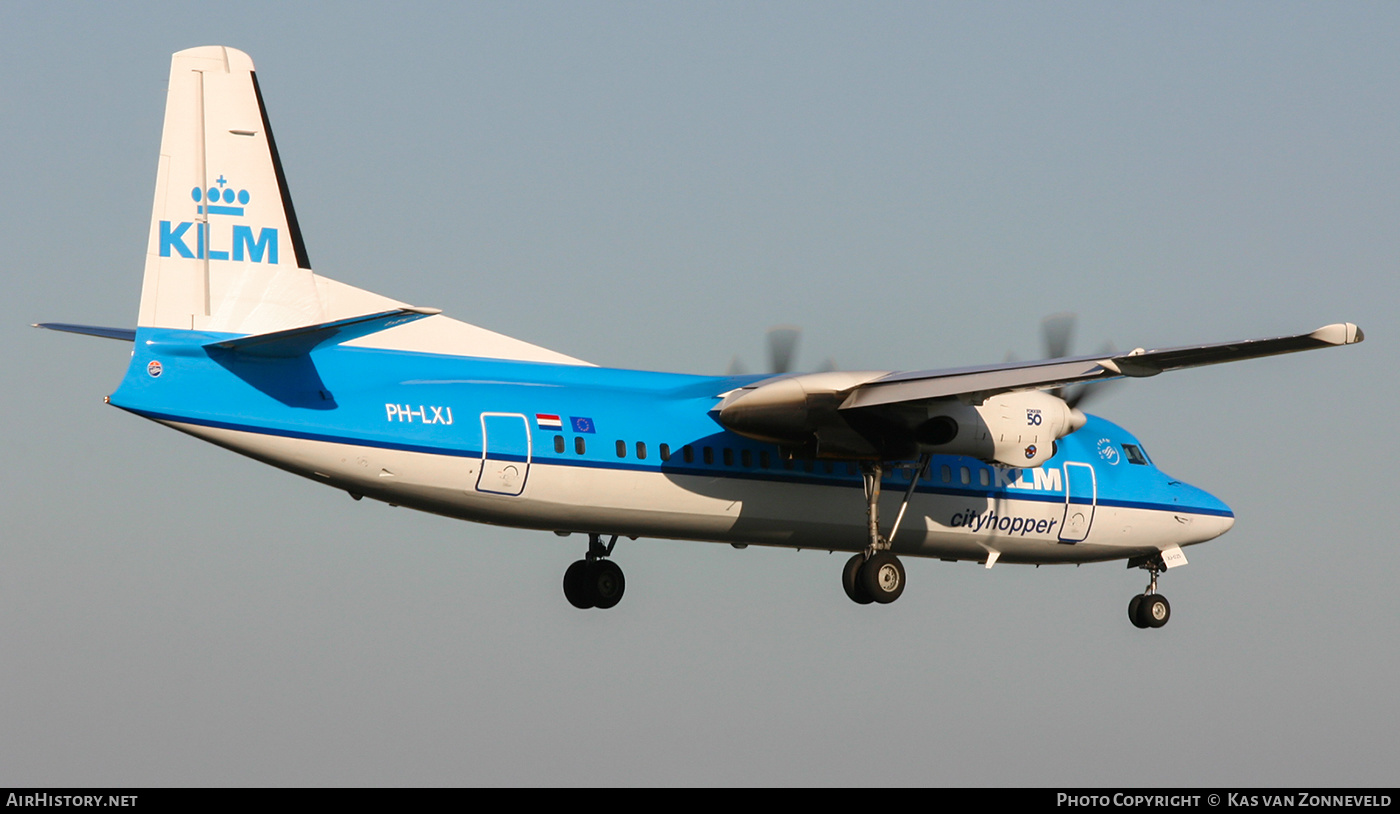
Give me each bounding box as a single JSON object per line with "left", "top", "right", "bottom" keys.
{"left": 2, "top": 2, "right": 1395, "bottom": 785}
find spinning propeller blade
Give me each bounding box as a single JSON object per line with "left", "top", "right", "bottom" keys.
{"left": 728, "top": 325, "right": 835, "bottom": 375}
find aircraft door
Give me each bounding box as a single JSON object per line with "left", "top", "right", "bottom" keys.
{"left": 1059, "top": 462, "right": 1096, "bottom": 543}
{"left": 476, "top": 413, "right": 531, "bottom": 496}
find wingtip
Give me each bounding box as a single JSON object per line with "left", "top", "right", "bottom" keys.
{"left": 1310, "top": 323, "right": 1364, "bottom": 345}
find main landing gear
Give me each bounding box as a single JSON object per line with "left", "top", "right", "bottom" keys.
{"left": 563, "top": 533, "right": 625, "bottom": 610}
{"left": 1127, "top": 556, "right": 1171, "bottom": 629}
{"left": 841, "top": 458, "right": 926, "bottom": 605}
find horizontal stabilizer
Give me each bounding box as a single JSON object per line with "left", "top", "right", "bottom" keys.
{"left": 33, "top": 323, "right": 137, "bottom": 342}
{"left": 205, "top": 307, "right": 441, "bottom": 357}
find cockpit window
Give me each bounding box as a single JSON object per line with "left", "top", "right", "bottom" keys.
{"left": 1122, "top": 443, "right": 1150, "bottom": 465}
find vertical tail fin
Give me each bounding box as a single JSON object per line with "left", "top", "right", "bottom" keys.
{"left": 140, "top": 46, "right": 325, "bottom": 334}
{"left": 135, "top": 46, "right": 590, "bottom": 366}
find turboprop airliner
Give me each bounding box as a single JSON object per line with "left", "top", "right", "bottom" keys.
{"left": 38, "top": 46, "right": 1364, "bottom": 628}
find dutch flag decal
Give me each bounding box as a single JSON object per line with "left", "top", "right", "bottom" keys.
{"left": 535, "top": 414, "right": 563, "bottom": 430}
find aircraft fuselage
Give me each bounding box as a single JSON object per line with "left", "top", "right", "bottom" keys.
{"left": 111, "top": 327, "right": 1235, "bottom": 567}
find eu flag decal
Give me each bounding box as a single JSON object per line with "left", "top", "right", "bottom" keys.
{"left": 570, "top": 416, "right": 596, "bottom": 434}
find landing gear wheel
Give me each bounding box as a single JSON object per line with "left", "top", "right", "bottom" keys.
{"left": 1138, "top": 593, "right": 1170, "bottom": 628}
{"left": 563, "top": 560, "right": 595, "bottom": 609}
{"left": 562, "top": 559, "right": 626, "bottom": 609}
{"left": 1128, "top": 595, "right": 1147, "bottom": 628}
{"left": 563, "top": 534, "right": 625, "bottom": 610}
{"left": 842, "top": 553, "right": 873, "bottom": 605}
{"left": 860, "top": 551, "right": 906, "bottom": 604}
{"left": 592, "top": 559, "right": 626, "bottom": 609}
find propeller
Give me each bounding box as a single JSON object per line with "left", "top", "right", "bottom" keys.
{"left": 727, "top": 325, "right": 836, "bottom": 375}
{"left": 1042, "top": 312, "right": 1076, "bottom": 361}
{"left": 1034, "top": 312, "right": 1116, "bottom": 409}
{"left": 767, "top": 326, "right": 800, "bottom": 375}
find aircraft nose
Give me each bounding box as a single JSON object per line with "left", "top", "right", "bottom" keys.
{"left": 1207, "top": 510, "right": 1236, "bottom": 539}
{"left": 1173, "top": 481, "right": 1235, "bottom": 541}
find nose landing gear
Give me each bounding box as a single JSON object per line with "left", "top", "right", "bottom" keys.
{"left": 1127, "top": 556, "right": 1171, "bottom": 629}
{"left": 842, "top": 550, "right": 907, "bottom": 604}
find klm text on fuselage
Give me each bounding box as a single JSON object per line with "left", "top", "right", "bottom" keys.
{"left": 998, "top": 466, "right": 1062, "bottom": 491}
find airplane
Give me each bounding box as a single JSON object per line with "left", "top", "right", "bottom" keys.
{"left": 37, "top": 46, "right": 1364, "bottom": 628}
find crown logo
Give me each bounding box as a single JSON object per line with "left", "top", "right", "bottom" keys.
{"left": 191, "top": 175, "right": 250, "bottom": 216}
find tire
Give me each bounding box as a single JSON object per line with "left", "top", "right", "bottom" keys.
{"left": 592, "top": 559, "right": 626, "bottom": 610}
{"left": 842, "top": 553, "right": 873, "bottom": 605}
{"left": 860, "top": 552, "right": 905, "bottom": 604}
{"left": 564, "top": 560, "right": 595, "bottom": 609}
{"left": 1141, "top": 594, "right": 1170, "bottom": 628}
{"left": 1128, "top": 595, "right": 1148, "bottom": 628}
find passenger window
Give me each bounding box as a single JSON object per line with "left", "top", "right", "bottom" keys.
{"left": 960, "top": 466, "right": 970, "bottom": 485}
{"left": 723, "top": 448, "right": 734, "bottom": 466}
{"left": 941, "top": 465, "right": 951, "bottom": 483}
{"left": 741, "top": 449, "right": 752, "bottom": 468}
{"left": 575, "top": 436, "right": 586, "bottom": 455}
{"left": 683, "top": 445, "right": 694, "bottom": 463}
{"left": 703, "top": 447, "right": 714, "bottom": 465}
{"left": 636, "top": 441, "right": 647, "bottom": 460}
{"left": 553, "top": 435, "right": 565, "bottom": 454}
{"left": 616, "top": 440, "right": 627, "bottom": 458}
{"left": 660, "top": 444, "right": 671, "bottom": 461}
{"left": 759, "top": 451, "right": 770, "bottom": 469}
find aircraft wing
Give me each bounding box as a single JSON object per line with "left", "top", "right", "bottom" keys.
{"left": 716, "top": 322, "right": 1364, "bottom": 460}
{"left": 841, "top": 322, "right": 1365, "bottom": 409}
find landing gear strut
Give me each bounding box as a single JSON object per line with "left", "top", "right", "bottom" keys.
{"left": 1127, "top": 556, "right": 1171, "bottom": 629}
{"left": 841, "top": 459, "right": 924, "bottom": 605}
{"left": 563, "top": 533, "right": 625, "bottom": 610}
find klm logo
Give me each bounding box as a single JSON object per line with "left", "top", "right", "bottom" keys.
{"left": 159, "top": 176, "right": 277, "bottom": 264}
{"left": 997, "top": 466, "right": 1063, "bottom": 492}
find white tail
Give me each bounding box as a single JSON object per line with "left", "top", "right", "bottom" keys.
{"left": 139, "top": 46, "right": 587, "bottom": 365}
{"left": 141, "top": 46, "right": 329, "bottom": 333}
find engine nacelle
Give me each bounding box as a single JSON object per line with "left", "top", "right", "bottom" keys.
{"left": 913, "top": 390, "right": 1084, "bottom": 467}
